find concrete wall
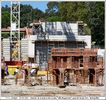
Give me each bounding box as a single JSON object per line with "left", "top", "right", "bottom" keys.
{"left": 29, "top": 34, "right": 91, "bottom": 48}
{"left": 28, "top": 39, "right": 35, "bottom": 58}
{"left": 21, "top": 39, "right": 29, "bottom": 61}
{"left": 3, "top": 39, "right": 10, "bottom": 61}
{"left": 42, "top": 22, "right": 78, "bottom": 35}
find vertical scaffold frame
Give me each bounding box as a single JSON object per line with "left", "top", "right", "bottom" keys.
{"left": 10, "top": 1, "right": 20, "bottom": 61}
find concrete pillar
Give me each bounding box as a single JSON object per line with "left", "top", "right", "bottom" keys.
{"left": 98, "top": 74, "right": 103, "bottom": 85}
{"left": 84, "top": 70, "right": 89, "bottom": 84}
{"left": 69, "top": 70, "right": 74, "bottom": 84}
{"left": 59, "top": 68, "right": 65, "bottom": 86}
{"left": 67, "top": 57, "right": 71, "bottom": 68}
{"left": 53, "top": 74, "right": 56, "bottom": 86}
{"left": 61, "top": 58, "right": 63, "bottom": 68}
{"left": 94, "top": 69, "right": 97, "bottom": 86}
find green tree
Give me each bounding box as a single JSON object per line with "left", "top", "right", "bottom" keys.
{"left": 86, "top": 2, "right": 104, "bottom": 48}
{"left": 46, "top": 2, "right": 59, "bottom": 16}
{"left": 32, "top": 8, "right": 45, "bottom": 20}
{"left": 2, "top": 6, "right": 10, "bottom": 28}
{"left": 20, "top": 4, "right": 33, "bottom": 27}
{"left": 45, "top": 2, "right": 61, "bottom": 21}
{"left": 20, "top": 4, "right": 45, "bottom": 27}
{"left": 46, "top": 2, "right": 104, "bottom": 48}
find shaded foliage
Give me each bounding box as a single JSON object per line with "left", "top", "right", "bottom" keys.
{"left": 2, "top": 4, "right": 45, "bottom": 28}
{"left": 87, "top": 2, "right": 104, "bottom": 48}
{"left": 20, "top": 4, "right": 45, "bottom": 27}
{"left": 2, "top": 6, "right": 10, "bottom": 28}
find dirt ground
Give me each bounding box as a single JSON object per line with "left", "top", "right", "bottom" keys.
{"left": 1, "top": 75, "right": 105, "bottom": 97}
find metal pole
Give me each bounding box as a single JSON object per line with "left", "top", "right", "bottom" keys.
{"left": 0, "top": 1, "right": 1, "bottom": 93}
{"left": 10, "top": 1, "right": 12, "bottom": 61}
{"left": 18, "top": 1, "right": 20, "bottom": 61}
{"left": 47, "top": 28, "right": 49, "bottom": 84}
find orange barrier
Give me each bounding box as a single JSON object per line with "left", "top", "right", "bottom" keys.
{"left": 5, "top": 61, "right": 26, "bottom": 67}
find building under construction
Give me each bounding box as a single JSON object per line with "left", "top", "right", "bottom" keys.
{"left": 27, "top": 21, "right": 91, "bottom": 68}
{"left": 1, "top": 21, "right": 104, "bottom": 86}
{"left": 23, "top": 21, "right": 104, "bottom": 86}
{"left": 2, "top": 21, "right": 91, "bottom": 65}
{"left": 48, "top": 48, "right": 104, "bottom": 86}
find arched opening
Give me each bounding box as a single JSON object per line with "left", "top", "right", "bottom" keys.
{"left": 89, "top": 69, "right": 95, "bottom": 84}
{"left": 53, "top": 69, "right": 60, "bottom": 85}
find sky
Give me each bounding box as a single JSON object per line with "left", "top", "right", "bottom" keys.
{"left": 1, "top": 1, "right": 48, "bottom": 12}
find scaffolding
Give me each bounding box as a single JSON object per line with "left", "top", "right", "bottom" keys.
{"left": 10, "top": 1, "right": 20, "bottom": 61}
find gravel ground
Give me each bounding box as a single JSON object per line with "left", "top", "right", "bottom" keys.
{"left": 1, "top": 75, "right": 105, "bottom": 97}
